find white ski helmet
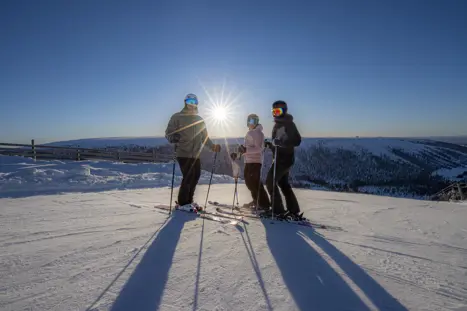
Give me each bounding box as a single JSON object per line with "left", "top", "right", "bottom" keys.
{"left": 247, "top": 113, "right": 259, "bottom": 127}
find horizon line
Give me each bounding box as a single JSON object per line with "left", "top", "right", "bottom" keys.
{"left": 34, "top": 134, "right": 467, "bottom": 144}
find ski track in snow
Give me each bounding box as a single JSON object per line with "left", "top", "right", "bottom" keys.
{"left": 1, "top": 185, "right": 467, "bottom": 311}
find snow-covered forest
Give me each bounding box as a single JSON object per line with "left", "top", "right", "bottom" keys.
{"left": 36, "top": 137, "right": 467, "bottom": 199}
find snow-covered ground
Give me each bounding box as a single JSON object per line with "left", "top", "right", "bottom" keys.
{"left": 0, "top": 155, "right": 235, "bottom": 198}
{"left": 1, "top": 155, "right": 467, "bottom": 311}
{"left": 357, "top": 185, "right": 429, "bottom": 200}
{"left": 1, "top": 187, "right": 467, "bottom": 310}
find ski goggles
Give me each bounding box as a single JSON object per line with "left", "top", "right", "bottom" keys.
{"left": 272, "top": 107, "right": 284, "bottom": 117}
{"left": 185, "top": 97, "right": 198, "bottom": 106}
{"left": 247, "top": 117, "right": 258, "bottom": 126}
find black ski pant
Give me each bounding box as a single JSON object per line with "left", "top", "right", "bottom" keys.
{"left": 244, "top": 163, "right": 270, "bottom": 209}
{"left": 266, "top": 159, "right": 300, "bottom": 215}
{"left": 177, "top": 157, "right": 201, "bottom": 206}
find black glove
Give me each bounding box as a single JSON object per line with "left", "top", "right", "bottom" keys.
{"left": 238, "top": 145, "right": 246, "bottom": 154}
{"left": 230, "top": 152, "right": 238, "bottom": 160}
{"left": 272, "top": 138, "right": 281, "bottom": 147}
{"left": 168, "top": 133, "right": 181, "bottom": 144}
{"left": 264, "top": 140, "right": 273, "bottom": 149}
{"left": 212, "top": 144, "right": 221, "bottom": 152}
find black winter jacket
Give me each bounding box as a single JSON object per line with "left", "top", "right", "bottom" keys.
{"left": 270, "top": 113, "right": 301, "bottom": 162}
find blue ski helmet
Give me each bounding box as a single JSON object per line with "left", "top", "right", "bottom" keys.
{"left": 184, "top": 93, "right": 198, "bottom": 106}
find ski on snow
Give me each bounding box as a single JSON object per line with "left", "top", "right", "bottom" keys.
{"left": 154, "top": 204, "right": 243, "bottom": 225}
{"left": 208, "top": 201, "right": 257, "bottom": 214}
{"left": 209, "top": 201, "right": 342, "bottom": 231}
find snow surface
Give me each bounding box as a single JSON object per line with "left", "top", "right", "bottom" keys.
{"left": 0, "top": 155, "right": 235, "bottom": 199}
{"left": 1, "top": 186, "right": 467, "bottom": 310}
{"left": 1, "top": 155, "right": 467, "bottom": 311}
{"left": 357, "top": 185, "right": 429, "bottom": 200}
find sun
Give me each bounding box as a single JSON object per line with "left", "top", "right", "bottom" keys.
{"left": 205, "top": 102, "right": 233, "bottom": 126}
{"left": 212, "top": 106, "right": 227, "bottom": 122}
{"left": 197, "top": 77, "right": 243, "bottom": 134}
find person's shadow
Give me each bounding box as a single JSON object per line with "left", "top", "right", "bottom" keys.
{"left": 303, "top": 228, "right": 409, "bottom": 311}
{"left": 264, "top": 221, "right": 409, "bottom": 311}
{"left": 109, "top": 211, "right": 198, "bottom": 311}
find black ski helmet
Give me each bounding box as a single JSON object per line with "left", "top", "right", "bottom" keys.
{"left": 247, "top": 113, "right": 259, "bottom": 127}
{"left": 272, "top": 100, "right": 288, "bottom": 115}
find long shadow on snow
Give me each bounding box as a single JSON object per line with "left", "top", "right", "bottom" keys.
{"left": 264, "top": 221, "right": 406, "bottom": 310}
{"left": 109, "top": 212, "right": 198, "bottom": 311}
{"left": 235, "top": 223, "right": 273, "bottom": 310}
{"left": 303, "top": 230, "right": 409, "bottom": 311}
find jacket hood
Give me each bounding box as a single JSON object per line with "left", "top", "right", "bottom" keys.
{"left": 252, "top": 124, "right": 264, "bottom": 132}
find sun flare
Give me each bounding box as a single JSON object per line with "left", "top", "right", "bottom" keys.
{"left": 198, "top": 77, "right": 244, "bottom": 138}
{"left": 212, "top": 106, "right": 227, "bottom": 122}
{"left": 206, "top": 102, "right": 234, "bottom": 126}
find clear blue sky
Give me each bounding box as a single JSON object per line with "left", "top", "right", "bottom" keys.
{"left": 1, "top": 0, "right": 466, "bottom": 144}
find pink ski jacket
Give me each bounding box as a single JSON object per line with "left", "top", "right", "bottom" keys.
{"left": 243, "top": 124, "right": 265, "bottom": 164}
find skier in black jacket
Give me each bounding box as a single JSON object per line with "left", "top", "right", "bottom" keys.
{"left": 265, "top": 100, "right": 302, "bottom": 219}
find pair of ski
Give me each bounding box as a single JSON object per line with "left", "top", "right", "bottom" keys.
{"left": 209, "top": 201, "right": 343, "bottom": 231}
{"left": 154, "top": 202, "right": 340, "bottom": 230}
{"left": 153, "top": 204, "right": 244, "bottom": 226}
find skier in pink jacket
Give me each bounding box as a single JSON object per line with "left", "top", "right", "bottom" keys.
{"left": 236, "top": 114, "right": 271, "bottom": 210}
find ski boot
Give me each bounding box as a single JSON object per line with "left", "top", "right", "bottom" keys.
{"left": 284, "top": 211, "right": 307, "bottom": 221}
{"left": 242, "top": 201, "right": 255, "bottom": 209}
{"left": 259, "top": 209, "right": 287, "bottom": 220}
{"left": 175, "top": 202, "right": 200, "bottom": 213}
{"left": 191, "top": 202, "right": 203, "bottom": 212}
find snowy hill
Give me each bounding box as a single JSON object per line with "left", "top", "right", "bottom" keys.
{"left": 45, "top": 136, "right": 169, "bottom": 148}
{"left": 288, "top": 138, "right": 467, "bottom": 198}
{"left": 7, "top": 136, "right": 467, "bottom": 199}
{"left": 44, "top": 137, "right": 467, "bottom": 178}
{"left": 422, "top": 135, "right": 467, "bottom": 146}
{"left": 1, "top": 183, "right": 467, "bottom": 310}
{"left": 44, "top": 136, "right": 242, "bottom": 149}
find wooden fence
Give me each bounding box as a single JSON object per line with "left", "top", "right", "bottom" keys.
{"left": 0, "top": 140, "right": 173, "bottom": 164}
{"left": 432, "top": 182, "right": 467, "bottom": 201}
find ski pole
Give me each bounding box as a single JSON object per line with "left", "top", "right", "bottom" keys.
{"left": 231, "top": 177, "right": 238, "bottom": 213}
{"left": 230, "top": 152, "right": 241, "bottom": 213}
{"left": 203, "top": 151, "right": 218, "bottom": 212}
{"left": 271, "top": 145, "right": 278, "bottom": 221}
{"left": 169, "top": 145, "right": 177, "bottom": 216}
{"left": 255, "top": 147, "right": 267, "bottom": 214}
